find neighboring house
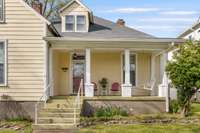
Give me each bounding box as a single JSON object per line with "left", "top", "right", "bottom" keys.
{"left": 0, "top": 0, "right": 183, "bottom": 128}
{"left": 177, "top": 20, "right": 200, "bottom": 100}
{"left": 179, "top": 20, "right": 200, "bottom": 40}
{"left": 168, "top": 20, "right": 200, "bottom": 100}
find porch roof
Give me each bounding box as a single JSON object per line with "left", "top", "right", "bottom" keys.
{"left": 45, "top": 37, "right": 184, "bottom": 51}
{"left": 44, "top": 36, "right": 184, "bottom": 43}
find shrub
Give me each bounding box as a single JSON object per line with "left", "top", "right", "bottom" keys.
{"left": 95, "top": 106, "right": 128, "bottom": 118}
{"left": 169, "top": 100, "right": 179, "bottom": 114}
{"left": 166, "top": 41, "right": 200, "bottom": 116}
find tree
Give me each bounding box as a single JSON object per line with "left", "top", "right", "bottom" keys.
{"left": 166, "top": 41, "right": 200, "bottom": 117}
{"left": 24, "top": 0, "right": 70, "bottom": 20}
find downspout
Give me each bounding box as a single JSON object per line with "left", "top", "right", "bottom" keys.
{"left": 153, "top": 42, "right": 175, "bottom": 113}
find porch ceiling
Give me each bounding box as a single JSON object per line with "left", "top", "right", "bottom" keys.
{"left": 45, "top": 37, "right": 185, "bottom": 51}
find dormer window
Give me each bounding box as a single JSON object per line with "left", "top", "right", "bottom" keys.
{"left": 64, "top": 15, "right": 87, "bottom": 32}
{"left": 77, "top": 15, "right": 86, "bottom": 31}
{"left": 65, "top": 15, "right": 75, "bottom": 32}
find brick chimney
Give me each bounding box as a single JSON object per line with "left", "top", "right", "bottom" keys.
{"left": 116, "top": 19, "right": 125, "bottom": 27}
{"left": 32, "top": 0, "right": 42, "bottom": 14}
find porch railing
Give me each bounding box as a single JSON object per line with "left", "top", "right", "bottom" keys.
{"left": 73, "top": 79, "right": 84, "bottom": 126}
{"left": 34, "top": 84, "right": 52, "bottom": 125}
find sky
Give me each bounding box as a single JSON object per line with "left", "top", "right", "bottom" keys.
{"left": 81, "top": 0, "right": 200, "bottom": 38}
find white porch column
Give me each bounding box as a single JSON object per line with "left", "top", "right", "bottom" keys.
{"left": 85, "top": 48, "right": 94, "bottom": 97}
{"left": 49, "top": 48, "right": 54, "bottom": 96}
{"left": 121, "top": 49, "right": 132, "bottom": 97}
{"left": 151, "top": 54, "right": 156, "bottom": 96}
{"left": 158, "top": 52, "right": 169, "bottom": 112}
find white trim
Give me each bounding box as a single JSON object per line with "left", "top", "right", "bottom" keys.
{"left": 59, "top": 0, "right": 91, "bottom": 13}
{"left": 19, "top": 0, "right": 51, "bottom": 25}
{"left": 45, "top": 37, "right": 184, "bottom": 43}
{"left": 43, "top": 23, "right": 49, "bottom": 99}
{"left": 70, "top": 51, "right": 85, "bottom": 94}
{"left": 0, "top": 0, "right": 5, "bottom": 23}
{"left": 49, "top": 48, "right": 53, "bottom": 96}
{"left": 120, "top": 52, "right": 123, "bottom": 84}
{"left": 0, "top": 39, "right": 7, "bottom": 87}
{"left": 69, "top": 52, "right": 73, "bottom": 94}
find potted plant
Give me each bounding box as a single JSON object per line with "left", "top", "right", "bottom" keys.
{"left": 99, "top": 78, "right": 108, "bottom": 95}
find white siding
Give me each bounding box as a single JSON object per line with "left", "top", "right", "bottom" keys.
{"left": 0, "top": 0, "right": 46, "bottom": 101}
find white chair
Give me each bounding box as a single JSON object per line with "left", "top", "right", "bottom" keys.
{"left": 144, "top": 79, "right": 156, "bottom": 90}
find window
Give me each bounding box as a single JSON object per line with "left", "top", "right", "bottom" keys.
{"left": 0, "top": 0, "right": 4, "bottom": 22}
{"left": 0, "top": 41, "right": 6, "bottom": 85}
{"left": 123, "top": 54, "right": 136, "bottom": 86}
{"left": 77, "top": 15, "right": 86, "bottom": 31}
{"left": 64, "top": 15, "right": 87, "bottom": 32}
{"left": 65, "top": 15, "right": 75, "bottom": 31}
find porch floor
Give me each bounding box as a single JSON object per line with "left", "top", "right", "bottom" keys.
{"left": 50, "top": 96, "right": 165, "bottom": 101}
{"left": 84, "top": 96, "right": 165, "bottom": 101}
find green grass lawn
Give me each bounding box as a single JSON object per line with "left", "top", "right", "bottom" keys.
{"left": 191, "top": 103, "right": 200, "bottom": 116}
{"left": 78, "top": 124, "right": 200, "bottom": 133}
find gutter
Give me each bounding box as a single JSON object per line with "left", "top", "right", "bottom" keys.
{"left": 44, "top": 37, "right": 185, "bottom": 43}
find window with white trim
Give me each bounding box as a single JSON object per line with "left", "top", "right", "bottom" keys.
{"left": 0, "top": 0, "right": 4, "bottom": 22}
{"left": 65, "top": 15, "right": 75, "bottom": 32}
{"left": 64, "top": 15, "right": 87, "bottom": 32}
{"left": 0, "top": 41, "right": 6, "bottom": 85}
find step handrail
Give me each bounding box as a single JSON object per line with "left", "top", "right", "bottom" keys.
{"left": 35, "top": 84, "right": 51, "bottom": 125}
{"left": 73, "top": 79, "right": 84, "bottom": 126}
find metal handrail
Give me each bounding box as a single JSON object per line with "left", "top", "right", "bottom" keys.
{"left": 73, "top": 79, "right": 84, "bottom": 126}
{"left": 35, "top": 84, "right": 51, "bottom": 124}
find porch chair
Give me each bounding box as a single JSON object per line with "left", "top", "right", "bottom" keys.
{"left": 144, "top": 79, "right": 156, "bottom": 90}
{"left": 111, "top": 82, "right": 120, "bottom": 92}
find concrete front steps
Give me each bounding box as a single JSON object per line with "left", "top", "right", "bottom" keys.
{"left": 32, "top": 96, "right": 81, "bottom": 133}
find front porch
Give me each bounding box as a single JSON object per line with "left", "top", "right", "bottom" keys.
{"left": 47, "top": 40, "right": 169, "bottom": 98}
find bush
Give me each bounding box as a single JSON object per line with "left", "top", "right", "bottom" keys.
{"left": 95, "top": 106, "right": 128, "bottom": 118}
{"left": 169, "top": 100, "right": 179, "bottom": 113}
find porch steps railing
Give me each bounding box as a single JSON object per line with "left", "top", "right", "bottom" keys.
{"left": 33, "top": 80, "right": 84, "bottom": 132}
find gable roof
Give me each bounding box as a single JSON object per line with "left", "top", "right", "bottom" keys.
{"left": 178, "top": 20, "right": 200, "bottom": 38}
{"left": 52, "top": 16, "right": 156, "bottom": 39}
{"left": 20, "top": 0, "right": 51, "bottom": 25}
{"left": 59, "top": 0, "right": 93, "bottom": 23}
{"left": 59, "top": 0, "right": 91, "bottom": 13}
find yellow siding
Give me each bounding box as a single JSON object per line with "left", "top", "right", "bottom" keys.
{"left": 0, "top": 0, "right": 46, "bottom": 101}
{"left": 91, "top": 52, "right": 121, "bottom": 95}
{"left": 53, "top": 51, "right": 70, "bottom": 96}
{"left": 137, "top": 53, "right": 151, "bottom": 87}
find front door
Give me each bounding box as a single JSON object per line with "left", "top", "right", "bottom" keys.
{"left": 72, "top": 54, "right": 85, "bottom": 94}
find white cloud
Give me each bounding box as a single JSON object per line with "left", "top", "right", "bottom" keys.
{"left": 106, "top": 8, "right": 160, "bottom": 13}
{"left": 139, "top": 18, "right": 196, "bottom": 22}
{"left": 160, "top": 11, "right": 199, "bottom": 15}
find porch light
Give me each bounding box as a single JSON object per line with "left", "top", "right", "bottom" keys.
{"left": 62, "top": 67, "right": 68, "bottom": 72}
{"left": 73, "top": 53, "right": 78, "bottom": 59}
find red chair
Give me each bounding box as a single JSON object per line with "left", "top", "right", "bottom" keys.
{"left": 92, "top": 82, "right": 97, "bottom": 91}
{"left": 111, "top": 82, "right": 120, "bottom": 91}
